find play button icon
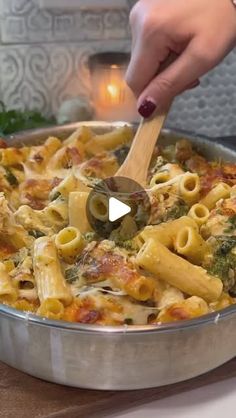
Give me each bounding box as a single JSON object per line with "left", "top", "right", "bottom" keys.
{"left": 86, "top": 176, "right": 151, "bottom": 240}
{"left": 109, "top": 197, "right": 131, "bottom": 222}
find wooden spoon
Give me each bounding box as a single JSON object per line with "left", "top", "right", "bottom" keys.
{"left": 116, "top": 51, "right": 177, "bottom": 185}
{"left": 115, "top": 108, "right": 170, "bottom": 185}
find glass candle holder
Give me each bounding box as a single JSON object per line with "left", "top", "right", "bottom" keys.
{"left": 88, "top": 52, "right": 138, "bottom": 122}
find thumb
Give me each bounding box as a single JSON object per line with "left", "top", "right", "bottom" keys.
{"left": 137, "top": 39, "right": 215, "bottom": 118}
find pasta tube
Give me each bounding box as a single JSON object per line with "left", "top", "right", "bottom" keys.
{"left": 150, "top": 164, "right": 185, "bottom": 187}
{"left": 139, "top": 216, "right": 198, "bottom": 248}
{"left": 85, "top": 126, "right": 133, "bottom": 155}
{"left": 37, "top": 299, "right": 65, "bottom": 320}
{"left": 15, "top": 205, "right": 52, "bottom": 235}
{"left": 69, "top": 191, "right": 92, "bottom": 233}
{"left": 150, "top": 171, "right": 170, "bottom": 187}
{"left": 89, "top": 193, "right": 109, "bottom": 222}
{"left": 0, "top": 263, "right": 18, "bottom": 303}
{"left": 19, "top": 288, "right": 38, "bottom": 301}
{"left": 48, "top": 142, "right": 85, "bottom": 170}
{"left": 188, "top": 203, "right": 210, "bottom": 226}
{"left": 29, "top": 137, "right": 61, "bottom": 165}
{"left": 55, "top": 226, "right": 85, "bottom": 263}
{"left": 12, "top": 299, "right": 36, "bottom": 313}
{"left": 174, "top": 226, "right": 210, "bottom": 265}
{"left": 63, "top": 126, "right": 93, "bottom": 145}
{"left": 43, "top": 198, "right": 68, "bottom": 228}
{"left": 136, "top": 239, "right": 223, "bottom": 302}
{"left": 0, "top": 147, "right": 29, "bottom": 166}
{"left": 111, "top": 275, "right": 157, "bottom": 302}
{"left": 158, "top": 296, "right": 209, "bottom": 323}
{"left": 33, "top": 237, "right": 72, "bottom": 306}
{"left": 179, "top": 173, "right": 200, "bottom": 205}
{"left": 12, "top": 272, "right": 35, "bottom": 290}
{"left": 50, "top": 173, "right": 90, "bottom": 200}
{"left": 200, "top": 182, "right": 231, "bottom": 210}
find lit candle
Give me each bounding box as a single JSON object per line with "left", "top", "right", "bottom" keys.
{"left": 88, "top": 52, "right": 138, "bottom": 122}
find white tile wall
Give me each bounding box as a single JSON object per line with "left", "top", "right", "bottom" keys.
{"left": 0, "top": 0, "right": 132, "bottom": 43}
{"left": 0, "top": 0, "right": 235, "bottom": 137}
{"left": 0, "top": 40, "right": 131, "bottom": 115}
{"left": 38, "top": 0, "right": 128, "bottom": 11}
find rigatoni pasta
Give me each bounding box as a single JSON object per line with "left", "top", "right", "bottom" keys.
{"left": 37, "top": 299, "right": 64, "bottom": 320}
{"left": 33, "top": 236, "right": 72, "bottom": 306}
{"left": 179, "top": 173, "right": 200, "bottom": 205}
{"left": 174, "top": 226, "right": 210, "bottom": 265}
{"left": 68, "top": 191, "right": 91, "bottom": 233}
{"left": 55, "top": 227, "right": 84, "bottom": 263}
{"left": 188, "top": 203, "right": 210, "bottom": 226}
{"left": 0, "top": 125, "right": 235, "bottom": 326}
{"left": 136, "top": 239, "right": 222, "bottom": 303}
{"left": 85, "top": 126, "right": 133, "bottom": 155}
{"left": 0, "top": 263, "right": 18, "bottom": 303}
{"left": 139, "top": 216, "right": 198, "bottom": 248}
{"left": 200, "top": 182, "right": 231, "bottom": 210}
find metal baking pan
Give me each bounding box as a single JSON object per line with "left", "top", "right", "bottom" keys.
{"left": 0, "top": 121, "right": 236, "bottom": 390}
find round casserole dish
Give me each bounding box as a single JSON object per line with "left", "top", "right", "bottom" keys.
{"left": 0, "top": 122, "right": 236, "bottom": 390}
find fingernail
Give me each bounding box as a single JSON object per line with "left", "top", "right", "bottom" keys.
{"left": 138, "top": 98, "right": 157, "bottom": 118}
{"left": 187, "top": 80, "right": 200, "bottom": 90}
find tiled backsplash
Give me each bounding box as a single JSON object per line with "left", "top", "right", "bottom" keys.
{"left": 0, "top": 0, "right": 236, "bottom": 137}
{"left": 0, "top": 0, "right": 133, "bottom": 43}
{"left": 0, "top": 0, "right": 133, "bottom": 115}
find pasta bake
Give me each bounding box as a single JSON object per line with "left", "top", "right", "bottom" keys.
{"left": 0, "top": 125, "right": 235, "bottom": 326}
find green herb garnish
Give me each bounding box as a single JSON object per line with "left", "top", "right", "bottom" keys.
{"left": 50, "top": 191, "right": 61, "bottom": 202}
{"left": 4, "top": 167, "right": 19, "bottom": 187}
{"left": 207, "top": 236, "right": 236, "bottom": 292}
{"left": 114, "top": 146, "right": 130, "bottom": 165}
{"left": 0, "top": 102, "right": 55, "bottom": 136}
{"left": 65, "top": 266, "right": 79, "bottom": 284}
{"left": 28, "top": 230, "right": 46, "bottom": 239}
{"left": 114, "top": 239, "right": 139, "bottom": 252}
{"left": 215, "top": 236, "right": 236, "bottom": 256}
{"left": 164, "top": 202, "right": 189, "bottom": 221}
{"left": 83, "top": 231, "right": 98, "bottom": 242}
{"left": 224, "top": 215, "right": 236, "bottom": 233}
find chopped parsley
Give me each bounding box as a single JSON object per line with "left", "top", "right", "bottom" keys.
{"left": 150, "top": 156, "right": 168, "bottom": 175}
{"left": 65, "top": 266, "right": 79, "bottom": 284}
{"left": 28, "top": 230, "right": 46, "bottom": 239}
{"left": 4, "top": 167, "right": 19, "bottom": 187}
{"left": 114, "top": 239, "right": 139, "bottom": 253}
{"left": 208, "top": 254, "right": 236, "bottom": 292}
{"left": 83, "top": 231, "right": 98, "bottom": 243}
{"left": 164, "top": 202, "right": 189, "bottom": 221}
{"left": 124, "top": 318, "right": 133, "bottom": 325}
{"left": 50, "top": 191, "right": 61, "bottom": 202}
{"left": 114, "top": 146, "right": 130, "bottom": 165}
{"left": 224, "top": 215, "right": 236, "bottom": 233}
{"left": 0, "top": 102, "right": 55, "bottom": 136}
{"left": 207, "top": 236, "right": 236, "bottom": 293}
{"left": 215, "top": 236, "right": 236, "bottom": 256}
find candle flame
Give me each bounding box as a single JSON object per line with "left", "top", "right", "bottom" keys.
{"left": 107, "top": 84, "right": 119, "bottom": 100}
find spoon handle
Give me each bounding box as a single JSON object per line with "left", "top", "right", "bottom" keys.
{"left": 116, "top": 109, "right": 169, "bottom": 185}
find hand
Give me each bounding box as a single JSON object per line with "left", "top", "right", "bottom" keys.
{"left": 126, "top": 0, "right": 236, "bottom": 117}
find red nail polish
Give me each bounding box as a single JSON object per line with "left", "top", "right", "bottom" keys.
{"left": 138, "top": 99, "right": 157, "bottom": 118}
